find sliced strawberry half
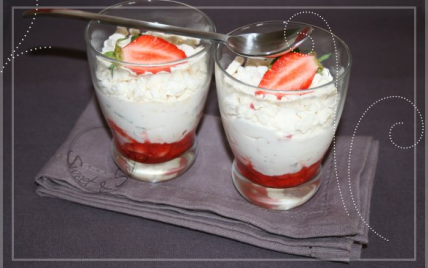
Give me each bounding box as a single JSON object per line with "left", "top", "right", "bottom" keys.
{"left": 122, "top": 143, "right": 171, "bottom": 160}
{"left": 121, "top": 35, "right": 186, "bottom": 74}
{"left": 258, "top": 53, "right": 319, "bottom": 94}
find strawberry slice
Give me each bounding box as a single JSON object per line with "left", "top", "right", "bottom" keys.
{"left": 121, "top": 143, "right": 149, "bottom": 163}
{"left": 121, "top": 143, "right": 171, "bottom": 162}
{"left": 258, "top": 53, "right": 319, "bottom": 92}
{"left": 147, "top": 143, "right": 171, "bottom": 158}
{"left": 121, "top": 35, "right": 186, "bottom": 74}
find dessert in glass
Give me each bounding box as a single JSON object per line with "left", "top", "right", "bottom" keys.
{"left": 85, "top": 0, "right": 215, "bottom": 182}
{"left": 215, "top": 21, "right": 351, "bottom": 210}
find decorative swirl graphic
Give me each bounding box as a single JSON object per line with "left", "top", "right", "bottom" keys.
{"left": 347, "top": 96, "right": 424, "bottom": 241}
{"left": 1, "top": 0, "right": 41, "bottom": 73}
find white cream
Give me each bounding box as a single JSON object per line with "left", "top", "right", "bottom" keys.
{"left": 94, "top": 30, "right": 210, "bottom": 144}
{"left": 216, "top": 57, "right": 338, "bottom": 176}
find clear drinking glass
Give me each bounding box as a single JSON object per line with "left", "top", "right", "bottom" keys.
{"left": 215, "top": 21, "right": 351, "bottom": 210}
{"left": 85, "top": 0, "right": 215, "bottom": 182}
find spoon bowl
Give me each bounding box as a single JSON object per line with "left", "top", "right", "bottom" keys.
{"left": 227, "top": 27, "right": 311, "bottom": 57}
{"left": 23, "top": 8, "right": 312, "bottom": 57}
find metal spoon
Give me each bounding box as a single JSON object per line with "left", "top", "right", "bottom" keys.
{"left": 22, "top": 9, "right": 312, "bottom": 57}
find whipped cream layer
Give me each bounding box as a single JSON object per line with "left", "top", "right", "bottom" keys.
{"left": 94, "top": 29, "right": 210, "bottom": 144}
{"left": 216, "top": 56, "right": 338, "bottom": 176}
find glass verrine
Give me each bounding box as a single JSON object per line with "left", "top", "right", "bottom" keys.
{"left": 215, "top": 21, "right": 351, "bottom": 210}
{"left": 85, "top": 0, "right": 215, "bottom": 182}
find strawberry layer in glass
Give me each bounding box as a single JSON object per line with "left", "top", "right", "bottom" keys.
{"left": 236, "top": 159, "right": 321, "bottom": 188}
{"left": 216, "top": 55, "right": 338, "bottom": 187}
{"left": 93, "top": 28, "right": 210, "bottom": 164}
{"left": 108, "top": 119, "right": 196, "bottom": 164}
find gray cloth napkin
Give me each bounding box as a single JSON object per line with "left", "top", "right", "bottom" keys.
{"left": 35, "top": 98, "right": 379, "bottom": 262}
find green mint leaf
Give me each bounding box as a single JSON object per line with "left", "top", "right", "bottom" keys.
{"left": 113, "top": 38, "right": 126, "bottom": 61}
{"left": 105, "top": 36, "right": 128, "bottom": 76}
{"left": 318, "top": 53, "right": 331, "bottom": 63}
{"left": 292, "top": 48, "right": 314, "bottom": 55}
{"left": 116, "top": 36, "right": 129, "bottom": 44}
{"left": 291, "top": 47, "right": 300, "bottom": 53}
{"left": 131, "top": 34, "right": 143, "bottom": 42}
{"left": 268, "top": 57, "right": 280, "bottom": 69}
{"left": 108, "top": 63, "right": 119, "bottom": 77}
{"left": 316, "top": 53, "right": 331, "bottom": 73}
{"left": 113, "top": 36, "right": 128, "bottom": 61}
{"left": 114, "top": 45, "right": 123, "bottom": 61}
{"left": 104, "top": 51, "right": 116, "bottom": 59}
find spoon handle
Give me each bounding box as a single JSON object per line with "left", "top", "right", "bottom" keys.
{"left": 22, "top": 8, "right": 227, "bottom": 43}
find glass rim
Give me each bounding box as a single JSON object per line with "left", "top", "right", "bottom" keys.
{"left": 215, "top": 20, "right": 353, "bottom": 93}
{"left": 84, "top": 0, "right": 216, "bottom": 67}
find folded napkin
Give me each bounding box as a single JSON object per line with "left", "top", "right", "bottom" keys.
{"left": 35, "top": 98, "right": 379, "bottom": 262}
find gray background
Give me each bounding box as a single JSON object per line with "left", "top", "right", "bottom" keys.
{"left": 3, "top": 0, "right": 426, "bottom": 267}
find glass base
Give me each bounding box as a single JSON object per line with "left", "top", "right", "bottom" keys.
{"left": 232, "top": 161, "right": 322, "bottom": 210}
{"left": 112, "top": 140, "right": 198, "bottom": 183}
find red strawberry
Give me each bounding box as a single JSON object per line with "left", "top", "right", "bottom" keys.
{"left": 121, "top": 35, "right": 186, "bottom": 74}
{"left": 121, "top": 143, "right": 149, "bottom": 163}
{"left": 147, "top": 143, "right": 171, "bottom": 158}
{"left": 121, "top": 143, "right": 171, "bottom": 161}
{"left": 258, "top": 53, "right": 319, "bottom": 92}
{"left": 236, "top": 158, "right": 322, "bottom": 188}
{"left": 118, "top": 132, "right": 195, "bottom": 164}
